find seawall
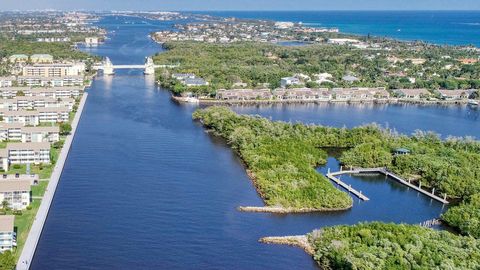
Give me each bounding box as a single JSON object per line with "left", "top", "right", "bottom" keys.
{"left": 16, "top": 93, "right": 89, "bottom": 270}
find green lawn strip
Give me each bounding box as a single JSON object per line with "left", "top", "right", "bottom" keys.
{"left": 12, "top": 199, "right": 40, "bottom": 260}
{"left": 31, "top": 181, "right": 48, "bottom": 198}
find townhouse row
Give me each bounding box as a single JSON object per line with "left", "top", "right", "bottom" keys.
{"left": 0, "top": 86, "right": 82, "bottom": 99}
{"left": 0, "top": 107, "right": 70, "bottom": 126}
{"left": 0, "top": 96, "right": 74, "bottom": 111}
{"left": 0, "top": 124, "right": 60, "bottom": 143}
{"left": 216, "top": 87, "right": 390, "bottom": 101}
{"left": 216, "top": 88, "right": 473, "bottom": 101}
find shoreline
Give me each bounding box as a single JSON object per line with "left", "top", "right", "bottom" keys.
{"left": 259, "top": 235, "right": 314, "bottom": 256}
{"left": 16, "top": 93, "right": 89, "bottom": 270}
{"left": 173, "top": 96, "right": 470, "bottom": 106}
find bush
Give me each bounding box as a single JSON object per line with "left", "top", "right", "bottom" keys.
{"left": 26, "top": 205, "right": 32, "bottom": 210}
{"left": 12, "top": 164, "right": 21, "bottom": 170}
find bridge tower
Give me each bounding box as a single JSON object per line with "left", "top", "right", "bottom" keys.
{"left": 103, "top": 57, "right": 115, "bottom": 75}
{"left": 144, "top": 57, "right": 155, "bottom": 75}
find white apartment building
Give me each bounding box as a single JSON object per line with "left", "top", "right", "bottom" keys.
{"left": 22, "top": 63, "right": 85, "bottom": 78}
{"left": 0, "top": 87, "right": 82, "bottom": 99}
{"left": 0, "top": 216, "right": 15, "bottom": 252}
{"left": 25, "top": 87, "right": 82, "bottom": 99}
{"left": 0, "top": 96, "right": 74, "bottom": 111}
{"left": 0, "top": 150, "right": 8, "bottom": 172}
{"left": 0, "top": 180, "right": 31, "bottom": 210}
{"left": 7, "top": 142, "right": 51, "bottom": 165}
{"left": 17, "top": 76, "right": 84, "bottom": 87}
{"left": 21, "top": 126, "right": 60, "bottom": 143}
{"left": 38, "top": 107, "right": 70, "bottom": 123}
{"left": 0, "top": 77, "right": 15, "bottom": 88}
{"left": 1, "top": 110, "right": 40, "bottom": 126}
{"left": 0, "top": 123, "right": 23, "bottom": 141}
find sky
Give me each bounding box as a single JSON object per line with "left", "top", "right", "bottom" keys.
{"left": 2, "top": 0, "right": 480, "bottom": 11}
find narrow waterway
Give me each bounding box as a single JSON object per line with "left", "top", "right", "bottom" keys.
{"left": 31, "top": 16, "right": 476, "bottom": 269}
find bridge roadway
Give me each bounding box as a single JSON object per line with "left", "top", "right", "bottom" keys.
{"left": 93, "top": 64, "right": 178, "bottom": 70}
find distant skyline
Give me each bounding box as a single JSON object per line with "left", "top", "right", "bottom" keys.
{"left": 2, "top": 0, "right": 480, "bottom": 11}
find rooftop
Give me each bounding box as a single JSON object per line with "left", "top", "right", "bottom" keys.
{"left": 7, "top": 142, "right": 51, "bottom": 151}
{"left": 0, "top": 216, "right": 14, "bottom": 232}
{"left": 0, "top": 180, "right": 31, "bottom": 193}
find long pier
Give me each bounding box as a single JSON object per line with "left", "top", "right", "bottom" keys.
{"left": 327, "top": 167, "right": 449, "bottom": 204}
{"left": 326, "top": 171, "right": 370, "bottom": 201}
{"left": 16, "top": 93, "right": 88, "bottom": 270}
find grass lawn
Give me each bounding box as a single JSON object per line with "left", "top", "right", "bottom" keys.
{"left": 12, "top": 199, "right": 41, "bottom": 259}
{"left": 7, "top": 164, "right": 54, "bottom": 180}
{"left": 31, "top": 181, "right": 48, "bottom": 197}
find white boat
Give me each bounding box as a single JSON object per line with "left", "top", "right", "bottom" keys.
{"left": 184, "top": 97, "right": 200, "bottom": 103}
{"left": 468, "top": 99, "right": 479, "bottom": 106}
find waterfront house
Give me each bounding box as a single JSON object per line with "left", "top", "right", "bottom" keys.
{"left": 0, "top": 216, "right": 15, "bottom": 252}
{"left": 395, "top": 89, "right": 431, "bottom": 99}
{"left": 0, "top": 77, "right": 15, "bottom": 88}
{"left": 273, "top": 88, "right": 331, "bottom": 101}
{"left": 437, "top": 90, "right": 469, "bottom": 100}
{"left": 280, "top": 77, "right": 301, "bottom": 88}
{"left": 7, "top": 142, "right": 51, "bottom": 165}
{"left": 332, "top": 87, "right": 389, "bottom": 101}
{"left": 0, "top": 180, "right": 31, "bottom": 210}
{"left": 21, "top": 126, "right": 60, "bottom": 143}
{"left": 216, "top": 89, "right": 272, "bottom": 100}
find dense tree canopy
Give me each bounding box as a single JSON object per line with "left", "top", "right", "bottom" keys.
{"left": 308, "top": 222, "right": 480, "bottom": 270}
{"left": 155, "top": 41, "right": 480, "bottom": 95}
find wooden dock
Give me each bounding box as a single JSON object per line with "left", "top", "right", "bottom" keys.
{"left": 326, "top": 172, "right": 370, "bottom": 201}
{"left": 327, "top": 167, "right": 449, "bottom": 204}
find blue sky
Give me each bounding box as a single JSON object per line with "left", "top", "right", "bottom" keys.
{"left": 2, "top": 0, "right": 480, "bottom": 11}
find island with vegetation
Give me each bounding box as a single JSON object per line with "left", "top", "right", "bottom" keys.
{"left": 263, "top": 222, "right": 480, "bottom": 269}
{"left": 193, "top": 106, "right": 480, "bottom": 230}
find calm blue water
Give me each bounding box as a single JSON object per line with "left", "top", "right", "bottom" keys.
{"left": 31, "top": 15, "right": 477, "bottom": 270}
{"left": 199, "top": 11, "right": 480, "bottom": 46}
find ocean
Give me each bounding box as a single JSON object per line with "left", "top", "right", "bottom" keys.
{"left": 196, "top": 11, "right": 480, "bottom": 46}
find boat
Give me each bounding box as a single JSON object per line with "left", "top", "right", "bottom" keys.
{"left": 184, "top": 97, "right": 200, "bottom": 103}
{"left": 468, "top": 99, "right": 479, "bottom": 106}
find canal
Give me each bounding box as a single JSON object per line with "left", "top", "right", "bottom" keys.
{"left": 31, "top": 16, "right": 478, "bottom": 269}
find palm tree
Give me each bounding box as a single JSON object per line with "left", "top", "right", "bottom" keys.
{"left": 1, "top": 200, "right": 10, "bottom": 211}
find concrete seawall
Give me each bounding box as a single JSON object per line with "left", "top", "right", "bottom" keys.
{"left": 16, "top": 93, "right": 89, "bottom": 270}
